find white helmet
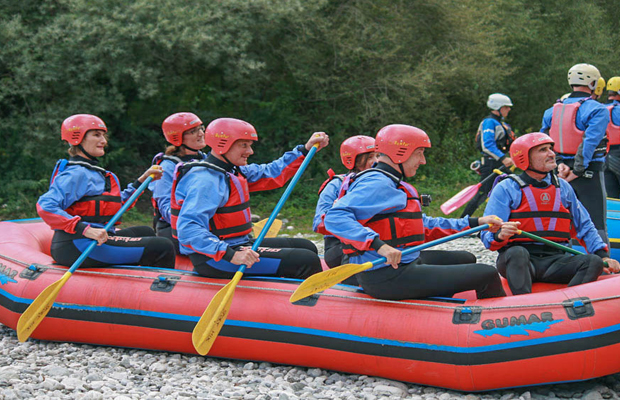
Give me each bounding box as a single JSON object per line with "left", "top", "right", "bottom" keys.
{"left": 567, "top": 63, "right": 600, "bottom": 90}
{"left": 487, "top": 93, "right": 513, "bottom": 110}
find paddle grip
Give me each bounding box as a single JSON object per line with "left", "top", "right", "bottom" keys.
{"left": 371, "top": 224, "right": 491, "bottom": 267}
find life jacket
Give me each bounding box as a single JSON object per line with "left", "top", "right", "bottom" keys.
{"left": 170, "top": 160, "right": 253, "bottom": 240}
{"left": 505, "top": 174, "right": 572, "bottom": 244}
{"left": 549, "top": 98, "right": 608, "bottom": 157}
{"left": 607, "top": 104, "right": 620, "bottom": 146}
{"left": 50, "top": 159, "right": 122, "bottom": 225}
{"left": 475, "top": 117, "right": 515, "bottom": 154}
{"left": 341, "top": 169, "right": 425, "bottom": 255}
{"left": 317, "top": 169, "right": 344, "bottom": 195}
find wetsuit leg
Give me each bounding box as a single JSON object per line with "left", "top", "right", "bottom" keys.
{"left": 50, "top": 226, "right": 175, "bottom": 269}
{"left": 155, "top": 220, "right": 180, "bottom": 255}
{"left": 461, "top": 160, "right": 501, "bottom": 218}
{"left": 357, "top": 257, "right": 505, "bottom": 300}
{"left": 496, "top": 246, "right": 534, "bottom": 295}
{"left": 418, "top": 250, "right": 477, "bottom": 265}
{"left": 323, "top": 237, "right": 356, "bottom": 285}
{"left": 535, "top": 253, "right": 604, "bottom": 287}
{"left": 569, "top": 171, "right": 608, "bottom": 244}
{"left": 191, "top": 237, "right": 322, "bottom": 279}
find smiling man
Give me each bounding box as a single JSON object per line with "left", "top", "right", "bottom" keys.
{"left": 171, "top": 117, "right": 330, "bottom": 279}
{"left": 324, "top": 124, "right": 506, "bottom": 300}
{"left": 481, "top": 133, "right": 620, "bottom": 295}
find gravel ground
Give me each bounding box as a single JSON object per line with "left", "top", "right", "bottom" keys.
{"left": 1, "top": 237, "right": 619, "bottom": 400}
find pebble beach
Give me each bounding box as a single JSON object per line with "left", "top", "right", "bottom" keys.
{"left": 1, "top": 237, "right": 619, "bottom": 400}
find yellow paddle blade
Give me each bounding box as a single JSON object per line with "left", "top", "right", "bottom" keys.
{"left": 289, "top": 261, "right": 373, "bottom": 303}
{"left": 17, "top": 271, "right": 72, "bottom": 342}
{"left": 192, "top": 271, "right": 243, "bottom": 355}
{"left": 251, "top": 218, "right": 283, "bottom": 238}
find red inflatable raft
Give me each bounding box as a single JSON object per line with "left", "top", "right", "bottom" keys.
{"left": 0, "top": 219, "right": 619, "bottom": 392}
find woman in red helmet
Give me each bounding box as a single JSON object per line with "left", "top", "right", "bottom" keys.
{"left": 37, "top": 114, "right": 175, "bottom": 268}
{"left": 150, "top": 112, "right": 207, "bottom": 251}
{"left": 171, "top": 117, "right": 329, "bottom": 279}
{"left": 313, "top": 135, "right": 377, "bottom": 281}
{"left": 324, "top": 124, "right": 506, "bottom": 300}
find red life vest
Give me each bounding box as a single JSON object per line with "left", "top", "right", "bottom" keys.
{"left": 170, "top": 161, "right": 253, "bottom": 240}
{"left": 51, "top": 160, "right": 122, "bottom": 225}
{"left": 506, "top": 174, "right": 572, "bottom": 244}
{"left": 342, "top": 169, "right": 425, "bottom": 255}
{"left": 317, "top": 169, "right": 344, "bottom": 195}
{"left": 549, "top": 100, "right": 587, "bottom": 155}
{"left": 607, "top": 104, "right": 620, "bottom": 146}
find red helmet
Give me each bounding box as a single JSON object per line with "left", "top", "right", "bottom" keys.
{"left": 61, "top": 114, "right": 107, "bottom": 145}
{"left": 205, "top": 118, "right": 258, "bottom": 154}
{"left": 510, "top": 132, "right": 555, "bottom": 170}
{"left": 340, "top": 135, "right": 376, "bottom": 170}
{"left": 162, "top": 112, "right": 203, "bottom": 146}
{"left": 375, "top": 124, "right": 431, "bottom": 164}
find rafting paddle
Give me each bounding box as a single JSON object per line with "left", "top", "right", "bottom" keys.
{"left": 516, "top": 229, "right": 611, "bottom": 271}
{"left": 192, "top": 143, "right": 321, "bottom": 356}
{"left": 440, "top": 166, "right": 515, "bottom": 215}
{"left": 17, "top": 175, "right": 155, "bottom": 342}
{"left": 289, "top": 224, "right": 491, "bottom": 303}
{"left": 252, "top": 218, "right": 282, "bottom": 238}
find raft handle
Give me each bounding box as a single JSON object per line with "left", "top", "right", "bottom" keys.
{"left": 18, "top": 264, "right": 48, "bottom": 281}
{"left": 452, "top": 306, "right": 482, "bottom": 324}
{"left": 150, "top": 275, "right": 180, "bottom": 293}
{"left": 562, "top": 297, "right": 594, "bottom": 320}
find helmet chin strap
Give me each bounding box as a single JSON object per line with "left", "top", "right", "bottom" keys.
{"left": 527, "top": 167, "right": 548, "bottom": 176}
{"left": 77, "top": 144, "right": 98, "bottom": 160}
{"left": 181, "top": 144, "right": 200, "bottom": 153}
{"left": 398, "top": 163, "right": 406, "bottom": 178}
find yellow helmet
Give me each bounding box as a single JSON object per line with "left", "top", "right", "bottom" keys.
{"left": 560, "top": 93, "right": 570, "bottom": 101}
{"left": 594, "top": 77, "right": 606, "bottom": 96}
{"left": 607, "top": 77, "right": 620, "bottom": 94}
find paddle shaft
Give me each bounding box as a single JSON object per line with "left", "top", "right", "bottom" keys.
{"left": 66, "top": 176, "right": 154, "bottom": 274}
{"left": 239, "top": 144, "right": 319, "bottom": 273}
{"left": 369, "top": 224, "right": 491, "bottom": 268}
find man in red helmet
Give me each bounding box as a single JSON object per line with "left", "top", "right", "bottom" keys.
{"left": 171, "top": 117, "right": 329, "bottom": 279}
{"left": 150, "top": 112, "right": 207, "bottom": 251}
{"left": 481, "top": 133, "right": 619, "bottom": 295}
{"left": 324, "top": 124, "right": 506, "bottom": 300}
{"left": 313, "top": 135, "right": 378, "bottom": 282}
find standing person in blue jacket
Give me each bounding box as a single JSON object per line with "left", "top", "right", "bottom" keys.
{"left": 461, "top": 93, "right": 515, "bottom": 218}
{"left": 172, "top": 117, "right": 330, "bottom": 279}
{"left": 324, "top": 124, "right": 506, "bottom": 300}
{"left": 481, "top": 133, "right": 619, "bottom": 295}
{"left": 313, "top": 135, "right": 378, "bottom": 276}
{"left": 37, "top": 114, "right": 176, "bottom": 268}
{"left": 604, "top": 77, "right": 620, "bottom": 198}
{"left": 541, "top": 63, "right": 610, "bottom": 244}
{"left": 150, "top": 112, "right": 207, "bottom": 252}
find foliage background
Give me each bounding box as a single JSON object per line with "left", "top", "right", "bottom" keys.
{"left": 1, "top": 0, "right": 618, "bottom": 223}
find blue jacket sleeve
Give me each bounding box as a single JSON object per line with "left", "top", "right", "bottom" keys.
{"left": 422, "top": 214, "right": 473, "bottom": 241}
{"left": 481, "top": 119, "right": 505, "bottom": 160}
{"left": 175, "top": 169, "right": 233, "bottom": 261}
{"left": 480, "top": 179, "right": 521, "bottom": 251}
{"left": 325, "top": 172, "right": 406, "bottom": 253}
{"left": 150, "top": 159, "right": 176, "bottom": 223}
{"left": 574, "top": 101, "right": 609, "bottom": 172}
{"left": 313, "top": 178, "right": 342, "bottom": 234}
{"left": 241, "top": 146, "right": 306, "bottom": 192}
{"left": 541, "top": 107, "right": 553, "bottom": 134}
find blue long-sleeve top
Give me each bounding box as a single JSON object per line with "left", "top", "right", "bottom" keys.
{"left": 610, "top": 100, "right": 620, "bottom": 126}
{"left": 175, "top": 146, "right": 308, "bottom": 261}
{"left": 541, "top": 92, "right": 609, "bottom": 173}
{"left": 324, "top": 163, "right": 478, "bottom": 270}
{"left": 149, "top": 152, "right": 207, "bottom": 224}
{"left": 37, "top": 157, "right": 141, "bottom": 235}
{"left": 481, "top": 172, "right": 608, "bottom": 257}
{"left": 478, "top": 114, "right": 512, "bottom": 160}
{"left": 312, "top": 173, "right": 349, "bottom": 237}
